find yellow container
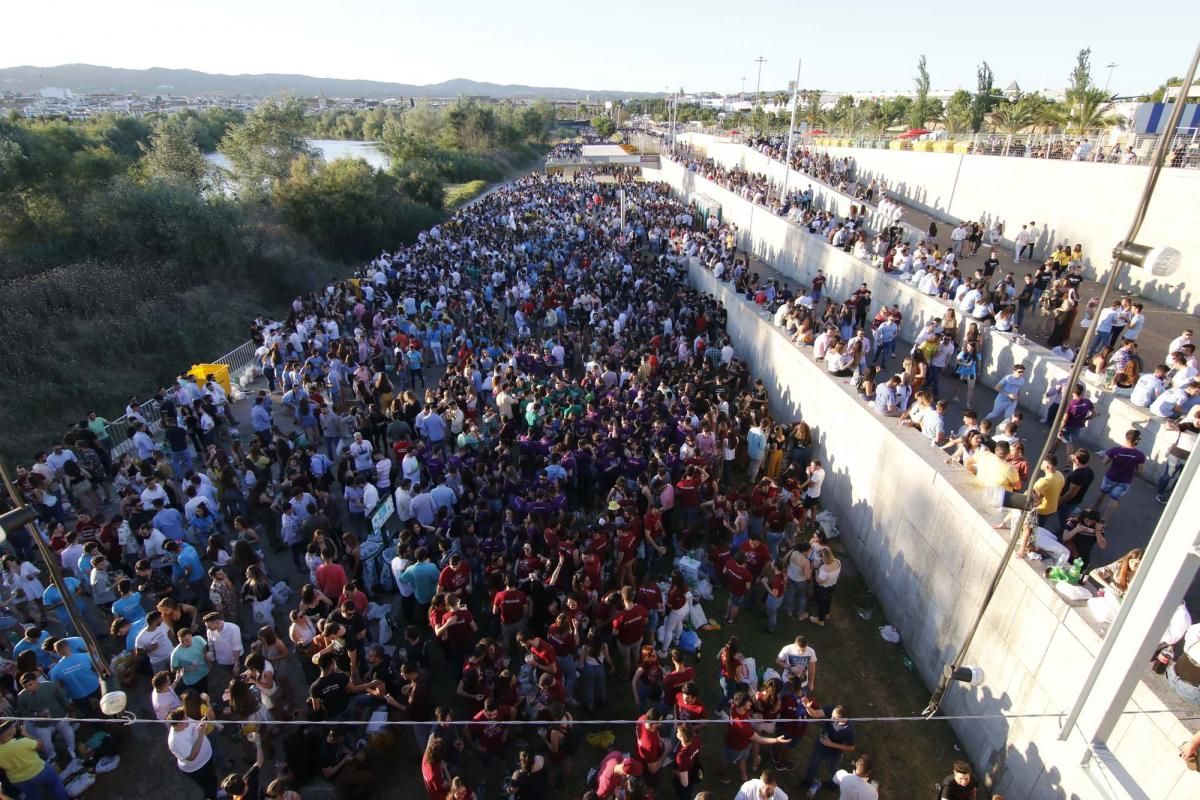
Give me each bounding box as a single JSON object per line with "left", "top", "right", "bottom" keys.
{"left": 953, "top": 141, "right": 972, "bottom": 153}
{"left": 189, "top": 363, "right": 232, "bottom": 395}
{"left": 931, "top": 140, "right": 953, "bottom": 153}
{"left": 888, "top": 140, "right": 903, "bottom": 150}
{"left": 913, "top": 140, "right": 933, "bottom": 152}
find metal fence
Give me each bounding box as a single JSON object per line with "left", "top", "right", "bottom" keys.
{"left": 655, "top": 123, "right": 1200, "bottom": 169}
{"left": 103, "top": 339, "right": 257, "bottom": 456}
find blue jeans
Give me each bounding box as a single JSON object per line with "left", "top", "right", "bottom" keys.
{"left": 765, "top": 593, "right": 784, "bottom": 632}
{"left": 578, "top": 662, "right": 606, "bottom": 711}
{"left": 1157, "top": 455, "right": 1186, "bottom": 498}
{"left": 14, "top": 763, "right": 69, "bottom": 800}
{"left": 557, "top": 654, "right": 578, "bottom": 698}
{"left": 873, "top": 339, "right": 895, "bottom": 367}
{"left": 765, "top": 530, "right": 784, "bottom": 559}
{"left": 170, "top": 448, "right": 193, "bottom": 477}
{"left": 784, "top": 578, "right": 810, "bottom": 617}
{"left": 804, "top": 744, "right": 844, "bottom": 785}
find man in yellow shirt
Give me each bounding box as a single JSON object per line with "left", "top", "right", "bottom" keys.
{"left": 1032, "top": 454, "right": 1066, "bottom": 530}
{"left": 0, "top": 719, "right": 69, "bottom": 800}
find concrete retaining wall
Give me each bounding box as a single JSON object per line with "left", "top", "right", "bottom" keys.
{"left": 686, "top": 259, "right": 1197, "bottom": 799}
{"left": 805, "top": 143, "right": 1200, "bottom": 314}
{"left": 646, "top": 158, "right": 1173, "bottom": 479}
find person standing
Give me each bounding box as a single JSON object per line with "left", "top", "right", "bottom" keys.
{"left": 166, "top": 707, "right": 219, "bottom": 800}
{"left": 803, "top": 705, "right": 856, "bottom": 798}
{"left": 985, "top": 365, "right": 1027, "bottom": 423}
{"left": 1030, "top": 456, "right": 1066, "bottom": 532}
{"left": 811, "top": 547, "right": 841, "bottom": 627}
{"left": 735, "top": 769, "right": 787, "bottom": 800}
{"left": 833, "top": 755, "right": 878, "bottom": 799}
{"left": 938, "top": 760, "right": 979, "bottom": 799}
{"left": 0, "top": 720, "right": 69, "bottom": 800}
{"left": 14, "top": 672, "right": 75, "bottom": 767}
{"left": 1097, "top": 430, "right": 1147, "bottom": 519}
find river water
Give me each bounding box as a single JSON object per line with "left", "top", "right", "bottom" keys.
{"left": 205, "top": 139, "right": 389, "bottom": 171}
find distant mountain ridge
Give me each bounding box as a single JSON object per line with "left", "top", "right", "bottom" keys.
{"left": 0, "top": 64, "right": 659, "bottom": 100}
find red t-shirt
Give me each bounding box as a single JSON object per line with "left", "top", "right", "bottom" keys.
{"left": 724, "top": 706, "right": 755, "bottom": 750}
{"left": 663, "top": 666, "right": 695, "bottom": 697}
{"left": 635, "top": 716, "right": 664, "bottom": 763}
{"left": 636, "top": 584, "right": 663, "bottom": 613}
{"left": 493, "top": 589, "right": 528, "bottom": 624}
{"left": 615, "top": 531, "right": 638, "bottom": 564}
{"left": 674, "top": 691, "right": 707, "bottom": 721}
{"left": 667, "top": 585, "right": 688, "bottom": 611}
{"left": 674, "top": 739, "right": 701, "bottom": 772}
{"left": 724, "top": 561, "right": 752, "bottom": 597}
{"left": 545, "top": 626, "right": 577, "bottom": 658}
{"left": 710, "top": 546, "right": 732, "bottom": 581}
{"left": 529, "top": 640, "right": 557, "bottom": 669}
{"left": 438, "top": 563, "right": 470, "bottom": 594}
{"left": 440, "top": 609, "right": 475, "bottom": 648}
{"left": 765, "top": 572, "right": 786, "bottom": 598}
{"left": 316, "top": 562, "right": 347, "bottom": 600}
{"left": 421, "top": 757, "right": 449, "bottom": 800}
{"left": 471, "top": 707, "right": 513, "bottom": 751}
{"left": 739, "top": 540, "right": 770, "bottom": 576}
{"left": 612, "top": 605, "right": 649, "bottom": 646}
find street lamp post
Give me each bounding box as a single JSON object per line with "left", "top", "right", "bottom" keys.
{"left": 781, "top": 58, "right": 803, "bottom": 200}
{"left": 753, "top": 57, "right": 767, "bottom": 134}
{"left": 1104, "top": 62, "right": 1119, "bottom": 93}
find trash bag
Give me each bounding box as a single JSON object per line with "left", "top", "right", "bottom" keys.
{"left": 688, "top": 601, "right": 709, "bottom": 630}
{"left": 878, "top": 625, "right": 901, "bottom": 644}
{"left": 678, "top": 629, "right": 701, "bottom": 654}
{"left": 586, "top": 730, "right": 616, "bottom": 750}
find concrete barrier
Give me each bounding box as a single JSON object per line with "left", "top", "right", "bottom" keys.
{"left": 686, "top": 258, "right": 1197, "bottom": 799}
{"left": 647, "top": 157, "right": 1173, "bottom": 480}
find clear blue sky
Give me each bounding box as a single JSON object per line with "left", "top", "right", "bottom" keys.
{"left": 7, "top": 0, "right": 1199, "bottom": 95}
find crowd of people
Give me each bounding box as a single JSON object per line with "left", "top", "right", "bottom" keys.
{"left": 0, "top": 169, "right": 1012, "bottom": 800}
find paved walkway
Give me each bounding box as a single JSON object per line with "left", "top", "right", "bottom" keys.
{"left": 885, "top": 196, "right": 1198, "bottom": 362}
{"left": 737, "top": 251, "right": 1184, "bottom": 601}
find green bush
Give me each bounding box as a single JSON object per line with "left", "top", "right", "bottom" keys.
{"left": 445, "top": 180, "right": 489, "bottom": 209}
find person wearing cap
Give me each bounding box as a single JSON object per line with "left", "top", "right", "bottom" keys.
{"left": 0, "top": 718, "right": 70, "bottom": 800}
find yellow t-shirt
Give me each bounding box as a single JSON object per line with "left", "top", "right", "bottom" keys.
{"left": 1034, "top": 471, "right": 1066, "bottom": 514}
{"left": 0, "top": 736, "right": 45, "bottom": 783}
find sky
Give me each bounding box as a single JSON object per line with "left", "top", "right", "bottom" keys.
{"left": 6, "top": 0, "right": 1200, "bottom": 95}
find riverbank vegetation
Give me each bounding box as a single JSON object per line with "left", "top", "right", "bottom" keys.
{"left": 0, "top": 97, "right": 551, "bottom": 459}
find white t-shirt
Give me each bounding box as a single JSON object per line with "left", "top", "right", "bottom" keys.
{"left": 135, "top": 624, "right": 174, "bottom": 668}
{"left": 168, "top": 722, "right": 213, "bottom": 772}
{"left": 152, "top": 687, "right": 182, "bottom": 720}
{"left": 833, "top": 771, "right": 879, "bottom": 800}
{"left": 805, "top": 468, "right": 825, "bottom": 499}
{"left": 735, "top": 780, "right": 788, "bottom": 800}
{"left": 777, "top": 644, "right": 818, "bottom": 680}
{"left": 1129, "top": 373, "right": 1165, "bottom": 407}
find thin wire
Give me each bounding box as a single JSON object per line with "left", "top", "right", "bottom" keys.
{"left": 4, "top": 706, "right": 1199, "bottom": 729}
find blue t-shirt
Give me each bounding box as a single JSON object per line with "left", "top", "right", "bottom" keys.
{"left": 112, "top": 592, "right": 147, "bottom": 624}
{"left": 49, "top": 652, "right": 100, "bottom": 700}
{"left": 125, "top": 618, "right": 147, "bottom": 652}
{"left": 402, "top": 561, "right": 440, "bottom": 604}
{"left": 174, "top": 545, "right": 206, "bottom": 585}
{"left": 14, "top": 632, "right": 54, "bottom": 669}
{"left": 43, "top": 577, "right": 83, "bottom": 622}
{"left": 49, "top": 652, "right": 99, "bottom": 695}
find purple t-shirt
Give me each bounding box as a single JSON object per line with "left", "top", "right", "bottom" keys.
{"left": 1104, "top": 446, "right": 1146, "bottom": 484}
{"left": 1063, "top": 397, "right": 1095, "bottom": 431}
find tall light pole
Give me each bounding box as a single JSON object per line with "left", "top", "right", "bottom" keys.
{"left": 781, "top": 58, "right": 802, "bottom": 199}
{"left": 1104, "top": 62, "right": 1119, "bottom": 93}
{"left": 753, "top": 57, "right": 767, "bottom": 133}
{"left": 740, "top": 76, "right": 747, "bottom": 97}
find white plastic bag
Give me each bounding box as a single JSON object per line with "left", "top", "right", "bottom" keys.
{"left": 270, "top": 581, "right": 293, "bottom": 606}
{"left": 694, "top": 578, "right": 714, "bottom": 601}
{"left": 252, "top": 597, "right": 274, "bottom": 625}
{"left": 879, "top": 625, "right": 901, "bottom": 644}
{"left": 815, "top": 511, "right": 840, "bottom": 539}
{"left": 742, "top": 656, "right": 758, "bottom": 691}
{"left": 1055, "top": 582, "right": 1092, "bottom": 603}
{"left": 688, "top": 600, "right": 708, "bottom": 630}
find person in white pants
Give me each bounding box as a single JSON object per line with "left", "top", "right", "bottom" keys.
{"left": 15, "top": 673, "right": 76, "bottom": 763}
{"left": 657, "top": 575, "right": 691, "bottom": 656}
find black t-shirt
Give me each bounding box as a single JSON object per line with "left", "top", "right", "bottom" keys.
{"left": 939, "top": 775, "right": 978, "bottom": 800}
{"left": 1063, "top": 466, "right": 1095, "bottom": 505}
{"left": 330, "top": 610, "right": 367, "bottom": 644}
{"left": 1034, "top": 271, "right": 1052, "bottom": 290}
{"left": 310, "top": 671, "right": 351, "bottom": 717}
{"left": 983, "top": 257, "right": 999, "bottom": 275}
{"left": 164, "top": 426, "right": 189, "bottom": 453}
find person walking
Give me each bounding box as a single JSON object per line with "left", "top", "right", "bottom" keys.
{"left": 0, "top": 720, "right": 69, "bottom": 800}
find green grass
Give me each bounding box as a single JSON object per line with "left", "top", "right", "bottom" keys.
{"left": 445, "top": 179, "right": 490, "bottom": 210}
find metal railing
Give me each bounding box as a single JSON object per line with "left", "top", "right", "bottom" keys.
{"left": 102, "top": 339, "right": 257, "bottom": 456}
{"left": 654, "top": 123, "right": 1200, "bottom": 169}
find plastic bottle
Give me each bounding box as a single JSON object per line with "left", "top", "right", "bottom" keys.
{"left": 1068, "top": 558, "right": 1084, "bottom": 585}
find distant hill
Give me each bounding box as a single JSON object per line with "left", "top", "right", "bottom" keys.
{"left": 0, "top": 64, "right": 659, "bottom": 101}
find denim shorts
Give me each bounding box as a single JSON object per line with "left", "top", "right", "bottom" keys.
{"left": 1099, "top": 476, "right": 1131, "bottom": 501}
{"left": 723, "top": 745, "right": 751, "bottom": 764}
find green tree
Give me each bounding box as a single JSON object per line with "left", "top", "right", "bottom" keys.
{"left": 1141, "top": 77, "right": 1199, "bottom": 103}
{"left": 1068, "top": 48, "right": 1093, "bottom": 101}
{"left": 219, "top": 97, "right": 315, "bottom": 195}
{"left": 591, "top": 116, "right": 617, "bottom": 138}
{"left": 907, "top": 55, "right": 936, "bottom": 129}
{"left": 1062, "top": 88, "right": 1122, "bottom": 133}
{"left": 942, "top": 90, "right": 974, "bottom": 134}
{"left": 970, "top": 61, "right": 1001, "bottom": 132}
{"left": 141, "top": 116, "right": 208, "bottom": 187}
{"left": 800, "top": 90, "right": 823, "bottom": 127}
